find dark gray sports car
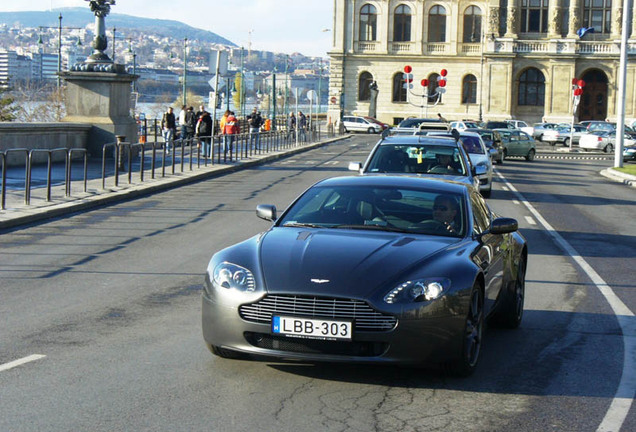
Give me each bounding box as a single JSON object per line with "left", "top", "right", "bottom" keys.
{"left": 202, "top": 176, "right": 528, "bottom": 376}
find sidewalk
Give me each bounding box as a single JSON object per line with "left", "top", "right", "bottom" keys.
{"left": 0, "top": 136, "right": 347, "bottom": 230}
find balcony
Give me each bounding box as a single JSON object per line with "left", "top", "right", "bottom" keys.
{"left": 389, "top": 41, "right": 416, "bottom": 54}
{"left": 355, "top": 41, "right": 380, "bottom": 53}
{"left": 425, "top": 43, "right": 449, "bottom": 55}
{"left": 490, "top": 38, "right": 636, "bottom": 56}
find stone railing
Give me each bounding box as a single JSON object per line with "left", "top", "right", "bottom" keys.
{"left": 0, "top": 123, "right": 92, "bottom": 166}
{"left": 356, "top": 41, "right": 380, "bottom": 53}
{"left": 389, "top": 41, "right": 416, "bottom": 54}
{"left": 426, "top": 43, "right": 449, "bottom": 54}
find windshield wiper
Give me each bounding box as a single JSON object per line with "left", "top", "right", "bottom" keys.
{"left": 281, "top": 222, "right": 325, "bottom": 228}
{"left": 334, "top": 224, "right": 411, "bottom": 233}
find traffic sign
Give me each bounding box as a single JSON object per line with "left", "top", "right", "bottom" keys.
{"left": 330, "top": 96, "right": 337, "bottom": 104}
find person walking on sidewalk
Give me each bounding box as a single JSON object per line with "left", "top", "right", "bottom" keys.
{"left": 178, "top": 104, "right": 187, "bottom": 143}
{"left": 247, "top": 107, "right": 263, "bottom": 150}
{"left": 196, "top": 108, "right": 213, "bottom": 158}
{"left": 219, "top": 110, "right": 230, "bottom": 152}
{"left": 162, "top": 106, "right": 176, "bottom": 153}
{"left": 298, "top": 111, "right": 307, "bottom": 142}
{"left": 224, "top": 111, "right": 240, "bottom": 156}
{"left": 287, "top": 112, "right": 296, "bottom": 141}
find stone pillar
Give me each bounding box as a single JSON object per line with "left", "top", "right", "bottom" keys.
{"left": 61, "top": 71, "right": 138, "bottom": 157}
{"left": 632, "top": 5, "right": 636, "bottom": 39}
{"left": 548, "top": 0, "right": 563, "bottom": 38}
{"left": 611, "top": 1, "right": 623, "bottom": 39}
{"left": 505, "top": 1, "right": 519, "bottom": 38}
{"left": 567, "top": 1, "right": 581, "bottom": 38}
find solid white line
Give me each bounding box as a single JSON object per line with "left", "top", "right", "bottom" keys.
{"left": 0, "top": 354, "right": 46, "bottom": 372}
{"left": 494, "top": 171, "right": 635, "bottom": 432}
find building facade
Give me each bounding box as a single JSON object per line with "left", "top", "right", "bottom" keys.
{"left": 328, "top": 0, "right": 636, "bottom": 126}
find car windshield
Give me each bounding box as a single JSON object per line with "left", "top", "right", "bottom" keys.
{"left": 365, "top": 144, "right": 468, "bottom": 175}
{"left": 475, "top": 130, "right": 493, "bottom": 141}
{"left": 278, "top": 185, "right": 466, "bottom": 237}
{"left": 398, "top": 118, "right": 442, "bottom": 128}
{"left": 459, "top": 136, "right": 485, "bottom": 154}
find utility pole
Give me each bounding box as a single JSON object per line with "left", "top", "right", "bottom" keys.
{"left": 57, "top": 13, "right": 62, "bottom": 88}
{"left": 182, "top": 38, "right": 187, "bottom": 106}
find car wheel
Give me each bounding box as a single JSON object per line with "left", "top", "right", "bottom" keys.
{"left": 502, "top": 150, "right": 508, "bottom": 161}
{"left": 207, "top": 343, "right": 246, "bottom": 359}
{"left": 367, "top": 127, "right": 376, "bottom": 134}
{"left": 563, "top": 138, "right": 570, "bottom": 147}
{"left": 490, "top": 254, "right": 526, "bottom": 329}
{"left": 604, "top": 143, "right": 614, "bottom": 153}
{"left": 525, "top": 149, "right": 535, "bottom": 161}
{"left": 445, "top": 284, "right": 484, "bottom": 377}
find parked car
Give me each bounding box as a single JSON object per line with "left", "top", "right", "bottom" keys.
{"left": 623, "top": 143, "right": 636, "bottom": 162}
{"left": 493, "top": 129, "right": 537, "bottom": 161}
{"left": 427, "top": 131, "right": 494, "bottom": 197}
{"left": 450, "top": 120, "right": 481, "bottom": 132}
{"left": 542, "top": 124, "right": 587, "bottom": 146}
{"left": 342, "top": 115, "right": 383, "bottom": 133}
{"left": 203, "top": 175, "right": 527, "bottom": 376}
{"left": 391, "top": 118, "right": 450, "bottom": 135}
{"left": 506, "top": 120, "right": 534, "bottom": 136}
{"left": 581, "top": 121, "right": 615, "bottom": 133}
{"left": 465, "top": 128, "right": 505, "bottom": 165}
{"left": 530, "top": 123, "right": 559, "bottom": 141}
{"left": 348, "top": 135, "right": 485, "bottom": 190}
{"left": 484, "top": 121, "right": 513, "bottom": 130}
{"left": 579, "top": 130, "right": 636, "bottom": 153}
{"left": 364, "top": 116, "right": 389, "bottom": 130}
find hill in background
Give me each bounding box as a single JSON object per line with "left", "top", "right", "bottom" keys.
{"left": 0, "top": 7, "right": 236, "bottom": 46}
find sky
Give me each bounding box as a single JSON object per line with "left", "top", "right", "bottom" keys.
{"left": 0, "top": 0, "right": 335, "bottom": 57}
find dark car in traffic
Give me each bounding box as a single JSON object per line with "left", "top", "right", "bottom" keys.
{"left": 202, "top": 176, "right": 528, "bottom": 376}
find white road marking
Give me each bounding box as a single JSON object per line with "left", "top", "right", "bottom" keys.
{"left": 494, "top": 171, "right": 635, "bottom": 432}
{"left": 524, "top": 216, "right": 536, "bottom": 225}
{"left": 323, "top": 161, "right": 340, "bottom": 165}
{"left": 502, "top": 186, "right": 510, "bottom": 191}
{"left": 0, "top": 354, "right": 46, "bottom": 372}
{"left": 513, "top": 200, "right": 520, "bottom": 205}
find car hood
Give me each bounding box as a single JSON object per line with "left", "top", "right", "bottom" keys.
{"left": 468, "top": 153, "right": 490, "bottom": 168}
{"left": 360, "top": 172, "right": 474, "bottom": 186}
{"left": 259, "top": 227, "right": 458, "bottom": 298}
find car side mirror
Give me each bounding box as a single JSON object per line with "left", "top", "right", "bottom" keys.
{"left": 256, "top": 204, "right": 277, "bottom": 222}
{"left": 348, "top": 162, "right": 362, "bottom": 172}
{"left": 490, "top": 217, "right": 518, "bottom": 234}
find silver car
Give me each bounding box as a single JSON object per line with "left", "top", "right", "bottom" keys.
{"left": 342, "top": 116, "right": 383, "bottom": 134}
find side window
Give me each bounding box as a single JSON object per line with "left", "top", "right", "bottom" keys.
{"left": 471, "top": 191, "right": 491, "bottom": 234}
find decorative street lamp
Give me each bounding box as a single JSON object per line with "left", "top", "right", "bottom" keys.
{"left": 38, "top": 13, "right": 84, "bottom": 87}
{"left": 84, "top": 0, "right": 116, "bottom": 64}
{"left": 182, "top": 37, "right": 187, "bottom": 106}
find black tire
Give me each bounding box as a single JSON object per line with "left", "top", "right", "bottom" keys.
{"left": 367, "top": 127, "right": 376, "bottom": 134}
{"left": 497, "top": 155, "right": 504, "bottom": 165}
{"left": 604, "top": 143, "right": 614, "bottom": 153}
{"left": 525, "top": 149, "right": 535, "bottom": 161}
{"left": 490, "top": 255, "right": 526, "bottom": 329}
{"left": 207, "top": 344, "right": 246, "bottom": 359}
{"left": 445, "top": 284, "right": 484, "bottom": 377}
{"left": 502, "top": 149, "right": 508, "bottom": 161}
{"left": 563, "top": 138, "right": 570, "bottom": 147}
{"left": 481, "top": 186, "right": 492, "bottom": 198}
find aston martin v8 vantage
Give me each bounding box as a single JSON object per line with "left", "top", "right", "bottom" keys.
{"left": 202, "top": 176, "right": 528, "bottom": 376}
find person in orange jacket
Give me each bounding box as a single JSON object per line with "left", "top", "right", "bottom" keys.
{"left": 224, "top": 111, "right": 239, "bottom": 153}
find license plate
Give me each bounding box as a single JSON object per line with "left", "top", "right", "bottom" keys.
{"left": 272, "top": 316, "right": 352, "bottom": 341}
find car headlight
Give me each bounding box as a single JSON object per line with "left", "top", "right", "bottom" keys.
{"left": 383, "top": 278, "right": 451, "bottom": 304}
{"left": 212, "top": 262, "right": 255, "bottom": 292}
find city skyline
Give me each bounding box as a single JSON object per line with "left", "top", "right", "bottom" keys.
{"left": 0, "top": 0, "right": 334, "bottom": 57}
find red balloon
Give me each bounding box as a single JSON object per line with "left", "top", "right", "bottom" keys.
{"left": 440, "top": 69, "right": 448, "bottom": 77}
{"left": 439, "top": 79, "right": 447, "bottom": 88}
{"left": 404, "top": 65, "right": 412, "bottom": 73}
{"left": 421, "top": 79, "right": 429, "bottom": 86}
{"left": 572, "top": 78, "right": 578, "bottom": 85}
{"left": 574, "top": 88, "right": 583, "bottom": 96}
{"left": 577, "top": 79, "right": 586, "bottom": 88}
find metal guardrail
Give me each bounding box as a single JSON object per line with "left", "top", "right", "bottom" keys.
{"left": 0, "top": 123, "right": 340, "bottom": 211}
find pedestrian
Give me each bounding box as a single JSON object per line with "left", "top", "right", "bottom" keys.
{"left": 219, "top": 110, "right": 230, "bottom": 152}
{"left": 178, "top": 104, "right": 187, "bottom": 143}
{"left": 437, "top": 113, "right": 447, "bottom": 123}
{"left": 224, "top": 111, "right": 240, "bottom": 154}
{"left": 162, "top": 106, "right": 176, "bottom": 153}
{"left": 247, "top": 107, "right": 263, "bottom": 150}
{"left": 196, "top": 107, "right": 213, "bottom": 158}
{"left": 287, "top": 112, "right": 296, "bottom": 140}
{"left": 184, "top": 106, "right": 196, "bottom": 142}
{"left": 298, "top": 111, "right": 307, "bottom": 142}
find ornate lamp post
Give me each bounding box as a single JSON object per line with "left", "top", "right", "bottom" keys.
{"left": 85, "top": 0, "right": 115, "bottom": 64}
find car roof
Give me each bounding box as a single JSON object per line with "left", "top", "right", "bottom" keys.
{"left": 315, "top": 175, "right": 470, "bottom": 194}
{"left": 376, "top": 135, "right": 459, "bottom": 147}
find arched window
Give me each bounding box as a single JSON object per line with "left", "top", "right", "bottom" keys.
{"left": 518, "top": 68, "right": 545, "bottom": 106}
{"left": 428, "top": 73, "right": 440, "bottom": 102}
{"left": 521, "top": 0, "right": 549, "bottom": 33}
{"left": 462, "top": 75, "right": 478, "bottom": 104}
{"left": 359, "top": 4, "right": 378, "bottom": 41}
{"left": 394, "top": 5, "right": 412, "bottom": 42}
{"left": 583, "top": 0, "right": 612, "bottom": 34}
{"left": 359, "top": 72, "right": 374, "bottom": 101}
{"left": 463, "top": 6, "right": 483, "bottom": 42}
{"left": 392, "top": 72, "right": 407, "bottom": 102}
{"left": 428, "top": 6, "right": 447, "bottom": 42}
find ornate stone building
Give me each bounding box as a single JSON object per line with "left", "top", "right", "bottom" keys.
{"left": 327, "top": 0, "right": 636, "bottom": 125}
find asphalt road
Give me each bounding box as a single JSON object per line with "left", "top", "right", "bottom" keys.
{"left": 0, "top": 135, "right": 634, "bottom": 432}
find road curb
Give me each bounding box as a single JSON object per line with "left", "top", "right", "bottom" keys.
{"left": 600, "top": 168, "right": 636, "bottom": 188}
{"left": 0, "top": 136, "right": 349, "bottom": 231}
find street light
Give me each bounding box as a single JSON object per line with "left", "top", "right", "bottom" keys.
{"left": 182, "top": 38, "right": 187, "bottom": 106}
{"left": 128, "top": 42, "right": 137, "bottom": 92}
{"left": 112, "top": 27, "right": 116, "bottom": 61}
{"left": 38, "top": 14, "right": 83, "bottom": 88}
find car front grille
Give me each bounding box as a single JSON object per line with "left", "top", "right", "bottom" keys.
{"left": 239, "top": 295, "right": 397, "bottom": 332}
{"left": 244, "top": 332, "right": 389, "bottom": 357}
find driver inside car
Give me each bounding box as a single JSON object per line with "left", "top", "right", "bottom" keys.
{"left": 428, "top": 153, "right": 461, "bottom": 174}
